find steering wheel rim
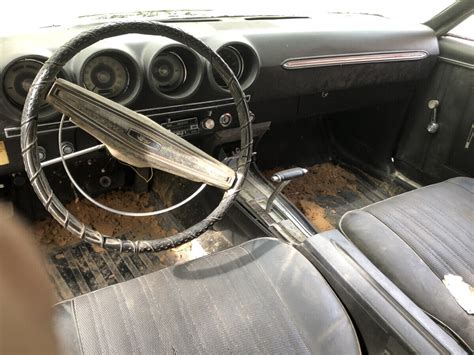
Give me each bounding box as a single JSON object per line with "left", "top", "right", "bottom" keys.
{"left": 20, "top": 21, "right": 253, "bottom": 253}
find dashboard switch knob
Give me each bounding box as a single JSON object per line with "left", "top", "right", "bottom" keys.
{"left": 219, "top": 113, "right": 233, "bottom": 127}
{"left": 61, "top": 142, "right": 75, "bottom": 155}
{"left": 38, "top": 146, "right": 46, "bottom": 162}
{"left": 202, "top": 118, "right": 215, "bottom": 130}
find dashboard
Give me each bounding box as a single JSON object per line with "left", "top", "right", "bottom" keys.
{"left": 0, "top": 14, "right": 439, "bottom": 175}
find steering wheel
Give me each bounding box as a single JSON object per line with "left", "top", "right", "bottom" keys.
{"left": 20, "top": 21, "right": 253, "bottom": 253}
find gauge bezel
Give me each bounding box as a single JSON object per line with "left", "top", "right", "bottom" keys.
{"left": 207, "top": 42, "right": 260, "bottom": 94}
{"left": 212, "top": 46, "right": 245, "bottom": 87}
{"left": 146, "top": 44, "right": 203, "bottom": 101}
{"left": 0, "top": 55, "right": 70, "bottom": 121}
{"left": 151, "top": 51, "right": 188, "bottom": 93}
{"left": 78, "top": 49, "right": 142, "bottom": 107}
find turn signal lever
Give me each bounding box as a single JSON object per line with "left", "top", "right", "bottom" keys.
{"left": 266, "top": 167, "right": 308, "bottom": 212}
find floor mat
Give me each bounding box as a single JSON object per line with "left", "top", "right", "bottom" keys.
{"left": 264, "top": 162, "right": 409, "bottom": 233}
{"left": 33, "top": 190, "right": 234, "bottom": 302}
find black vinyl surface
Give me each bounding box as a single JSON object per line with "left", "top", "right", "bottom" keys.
{"left": 54, "top": 238, "right": 360, "bottom": 354}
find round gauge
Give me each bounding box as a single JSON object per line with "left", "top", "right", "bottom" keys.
{"left": 82, "top": 55, "right": 129, "bottom": 99}
{"left": 214, "top": 46, "right": 244, "bottom": 86}
{"left": 2, "top": 59, "right": 48, "bottom": 108}
{"left": 151, "top": 52, "right": 187, "bottom": 93}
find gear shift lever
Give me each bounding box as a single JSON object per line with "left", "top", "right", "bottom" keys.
{"left": 266, "top": 167, "right": 308, "bottom": 212}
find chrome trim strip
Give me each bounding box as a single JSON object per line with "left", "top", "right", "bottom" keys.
{"left": 4, "top": 95, "right": 251, "bottom": 138}
{"left": 282, "top": 51, "right": 429, "bottom": 69}
{"left": 4, "top": 120, "right": 77, "bottom": 139}
{"left": 137, "top": 95, "right": 251, "bottom": 118}
{"left": 438, "top": 56, "right": 474, "bottom": 70}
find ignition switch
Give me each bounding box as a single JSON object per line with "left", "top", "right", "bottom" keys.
{"left": 219, "top": 113, "right": 232, "bottom": 127}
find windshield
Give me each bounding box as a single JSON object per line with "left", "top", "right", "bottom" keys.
{"left": 1, "top": 0, "right": 455, "bottom": 34}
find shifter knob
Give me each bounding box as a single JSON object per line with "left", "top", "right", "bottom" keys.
{"left": 271, "top": 167, "right": 308, "bottom": 183}
{"left": 267, "top": 167, "right": 308, "bottom": 211}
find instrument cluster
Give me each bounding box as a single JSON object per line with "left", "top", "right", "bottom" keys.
{"left": 0, "top": 40, "right": 260, "bottom": 123}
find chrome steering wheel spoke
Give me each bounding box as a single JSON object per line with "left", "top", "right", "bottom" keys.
{"left": 47, "top": 78, "right": 236, "bottom": 190}
{"left": 40, "top": 143, "right": 105, "bottom": 168}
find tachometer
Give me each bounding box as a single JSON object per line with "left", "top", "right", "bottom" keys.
{"left": 151, "top": 52, "right": 187, "bottom": 93}
{"left": 82, "top": 55, "right": 129, "bottom": 99}
{"left": 214, "top": 46, "right": 244, "bottom": 86}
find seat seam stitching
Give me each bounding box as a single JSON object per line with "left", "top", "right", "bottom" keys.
{"left": 392, "top": 198, "right": 473, "bottom": 261}
{"left": 361, "top": 210, "right": 446, "bottom": 282}
{"left": 376, "top": 205, "right": 471, "bottom": 273}
{"left": 415, "top": 193, "right": 472, "bottom": 239}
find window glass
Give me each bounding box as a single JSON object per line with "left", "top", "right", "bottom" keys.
{"left": 448, "top": 15, "right": 474, "bottom": 41}
{"left": 0, "top": 0, "right": 456, "bottom": 34}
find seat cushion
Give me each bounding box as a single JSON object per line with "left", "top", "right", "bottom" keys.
{"left": 340, "top": 177, "right": 473, "bottom": 350}
{"left": 53, "top": 238, "right": 359, "bottom": 354}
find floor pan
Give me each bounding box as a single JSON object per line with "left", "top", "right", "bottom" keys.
{"left": 263, "top": 162, "right": 409, "bottom": 233}
{"left": 36, "top": 162, "right": 408, "bottom": 301}
{"left": 45, "top": 230, "right": 233, "bottom": 302}
{"left": 34, "top": 190, "right": 235, "bottom": 302}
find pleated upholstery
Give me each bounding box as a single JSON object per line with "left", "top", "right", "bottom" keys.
{"left": 54, "top": 238, "right": 359, "bottom": 354}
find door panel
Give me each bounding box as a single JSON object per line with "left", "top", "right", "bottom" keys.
{"left": 395, "top": 36, "right": 473, "bottom": 184}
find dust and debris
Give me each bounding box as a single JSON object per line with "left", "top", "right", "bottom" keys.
{"left": 299, "top": 200, "right": 333, "bottom": 232}
{"left": 33, "top": 190, "right": 170, "bottom": 251}
{"left": 264, "top": 162, "right": 359, "bottom": 231}
{"left": 265, "top": 162, "right": 358, "bottom": 207}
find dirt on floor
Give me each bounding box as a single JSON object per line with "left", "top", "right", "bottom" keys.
{"left": 265, "top": 162, "right": 358, "bottom": 231}
{"left": 299, "top": 199, "right": 334, "bottom": 232}
{"left": 34, "top": 190, "right": 173, "bottom": 250}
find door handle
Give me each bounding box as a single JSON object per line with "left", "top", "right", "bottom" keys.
{"left": 465, "top": 124, "right": 473, "bottom": 149}
{"left": 427, "top": 99, "right": 440, "bottom": 134}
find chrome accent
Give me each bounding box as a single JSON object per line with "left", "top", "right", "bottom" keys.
{"left": 427, "top": 99, "right": 440, "bottom": 134}
{"left": 201, "top": 118, "right": 215, "bottom": 130}
{"left": 61, "top": 141, "right": 75, "bottom": 155}
{"left": 37, "top": 146, "right": 47, "bottom": 162}
{"left": 465, "top": 124, "right": 473, "bottom": 149}
{"left": 239, "top": 169, "right": 314, "bottom": 241}
{"left": 41, "top": 143, "right": 105, "bottom": 168}
{"left": 4, "top": 96, "right": 251, "bottom": 139}
{"left": 266, "top": 168, "right": 308, "bottom": 211}
{"left": 266, "top": 180, "right": 290, "bottom": 212}
{"left": 137, "top": 95, "right": 251, "bottom": 118}
{"left": 4, "top": 120, "right": 77, "bottom": 139}
{"left": 282, "top": 51, "right": 429, "bottom": 69}
{"left": 57, "top": 115, "right": 207, "bottom": 217}
{"left": 439, "top": 56, "right": 474, "bottom": 70}
{"left": 47, "top": 79, "right": 236, "bottom": 190}
{"left": 392, "top": 170, "right": 422, "bottom": 189}
{"left": 219, "top": 113, "right": 233, "bottom": 127}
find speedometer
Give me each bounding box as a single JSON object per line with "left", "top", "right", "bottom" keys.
{"left": 82, "top": 55, "right": 129, "bottom": 99}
